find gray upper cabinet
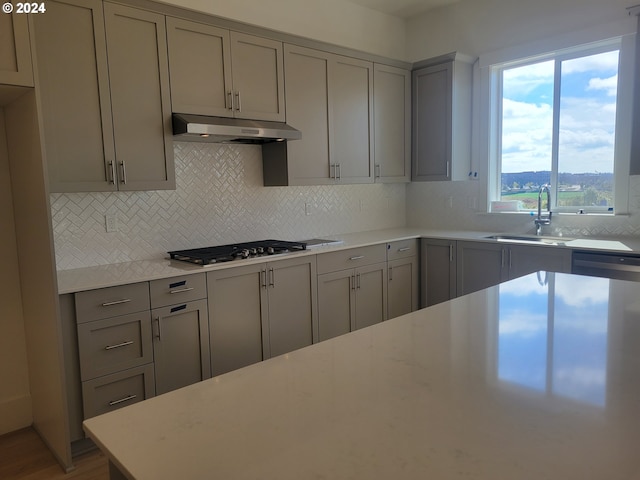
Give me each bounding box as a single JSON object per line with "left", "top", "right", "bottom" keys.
{"left": 264, "top": 44, "right": 373, "bottom": 186}
{"left": 331, "top": 55, "right": 374, "bottom": 183}
{"left": 412, "top": 54, "right": 472, "bottom": 182}
{"left": 374, "top": 64, "right": 411, "bottom": 183}
{"left": 103, "top": 3, "right": 174, "bottom": 191}
{"left": 166, "top": 18, "right": 285, "bottom": 122}
{"left": 0, "top": 12, "right": 33, "bottom": 86}
{"left": 33, "top": 0, "right": 175, "bottom": 192}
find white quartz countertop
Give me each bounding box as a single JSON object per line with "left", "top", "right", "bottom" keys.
{"left": 57, "top": 227, "right": 640, "bottom": 294}
{"left": 83, "top": 271, "right": 640, "bottom": 480}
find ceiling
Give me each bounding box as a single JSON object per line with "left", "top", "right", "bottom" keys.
{"left": 344, "top": 0, "right": 461, "bottom": 18}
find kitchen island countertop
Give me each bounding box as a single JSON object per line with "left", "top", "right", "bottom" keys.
{"left": 84, "top": 271, "right": 640, "bottom": 480}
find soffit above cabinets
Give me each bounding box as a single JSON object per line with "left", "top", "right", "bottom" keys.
{"left": 342, "top": 0, "right": 460, "bottom": 18}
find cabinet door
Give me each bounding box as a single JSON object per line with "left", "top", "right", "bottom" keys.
{"left": 207, "top": 264, "right": 266, "bottom": 376}
{"left": 456, "top": 241, "right": 507, "bottom": 296}
{"left": 388, "top": 256, "right": 418, "bottom": 320}
{"left": 104, "top": 3, "right": 175, "bottom": 191}
{"left": 354, "top": 262, "right": 387, "bottom": 330}
{"left": 508, "top": 245, "right": 572, "bottom": 280}
{"left": 230, "top": 32, "right": 285, "bottom": 122}
{"left": 0, "top": 13, "right": 33, "bottom": 86}
{"left": 282, "top": 44, "right": 332, "bottom": 185}
{"left": 317, "top": 269, "right": 354, "bottom": 341}
{"left": 166, "top": 17, "right": 232, "bottom": 117}
{"left": 33, "top": 0, "right": 116, "bottom": 192}
{"left": 330, "top": 55, "right": 374, "bottom": 183}
{"left": 412, "top": 62, "right": 452, "bottom": 181}
{"left": 152, "top": 299, "right": 211, "bottom": 395}
{"left": 373, "top": 64, "right": 410, "bottom": 183}
{"left": 421, "top": 238, "right": 456, "bottom": 307}
{"left": 266, "top": 256, "right": 317, "bottom": 357}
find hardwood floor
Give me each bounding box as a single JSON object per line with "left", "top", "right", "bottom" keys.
{"left": 0, "top": 428, "right": 108, "bottom": 479}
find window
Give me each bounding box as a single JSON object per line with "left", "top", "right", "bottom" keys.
{"left": 490, "top": 39, "right": 627, "bottom": 214}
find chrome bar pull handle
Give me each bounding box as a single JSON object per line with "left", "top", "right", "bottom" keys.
{"left": 107, "top": 161, "right": 116, "bottom": 185}
{"left": 449, "top": 244, "right": 453, "bottom": 262}
{"left": 169, "top": 287, "right": 194, "bottom": 295}
{"left": 375, "top": 164, "right": 381, "bottom": 178}
{"left": 155, "top": 317, "right": 162, "bottom": 340}
{"left": 349, "top": 255, "right": 365, "bottom": 261}
{"left": 268, "top": 268, "right": 275, "bottom": 287}
{"left": 261, "top": 269, "right": 267, "bottom": 288}
{"left": 105, "top": 340, "right": 134, "bottom": 351}
{"left": 234, "top": 91, "right": 241, "bottom": 111}
{"left": 389, "top": 266, "right": 393, "bottom": 281}
{"left": 109, "top": 394, "right": 137, "bottom": 407}
{"left": 101, "top": 298, "right": 131, "bottom": 307}
{"left": 337, "top": 163, "right": 341, "bottom": 180}
{"left": 119, "top": 161, "right": 127, "bottom": 184}
{"left": 356, "top": 273, "right": 361, "bottom": 289}
{"left": 227, "top": 91, "right": 233, "bottom": 110}
{"left": 398, "top": 247, "right": 410, "bottom": 252}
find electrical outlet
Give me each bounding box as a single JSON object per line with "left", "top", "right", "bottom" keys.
{"left": 105, "top": 214, "right": 118, "bottom": 233}
{"left": 304, "top": 202, "right": 314, "bottom": 216}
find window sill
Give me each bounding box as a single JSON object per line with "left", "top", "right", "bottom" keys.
{"left": 478, "top": 211, "right": 628, "bottom": 218}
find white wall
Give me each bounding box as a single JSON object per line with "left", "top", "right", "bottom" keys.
{"left": 161, "top": 0, "right": 407, "bottom": 60}
{"left": 406, "top": 0, "right": 634, "bottom": 61}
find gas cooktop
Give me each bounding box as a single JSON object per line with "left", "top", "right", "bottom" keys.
{"left": 168, "top": 240, "right": 307, "bottom": 266}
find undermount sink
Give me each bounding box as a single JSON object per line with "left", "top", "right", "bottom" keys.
{"left": 484, "top": 234, "right": 572, "bottom": 246}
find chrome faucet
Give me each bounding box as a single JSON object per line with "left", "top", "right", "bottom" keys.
{"left": 534, "top": 184, "right": 552, "bottom": 235}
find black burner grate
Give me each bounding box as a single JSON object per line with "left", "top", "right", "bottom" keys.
{"left": 168, "top": 240, "right": 307, "bottom": 265}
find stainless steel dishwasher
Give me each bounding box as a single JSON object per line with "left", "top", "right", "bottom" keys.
{"left": 572, "top": 251, "right": 640, "bottom": 281}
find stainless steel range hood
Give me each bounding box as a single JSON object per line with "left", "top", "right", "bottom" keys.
{"left": 172, "top": 113, "right": 302, "bottom": 144}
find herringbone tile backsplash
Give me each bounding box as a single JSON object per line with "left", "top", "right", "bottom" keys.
{"left": 51, "top": 143, "right": 406, "bottom": 270}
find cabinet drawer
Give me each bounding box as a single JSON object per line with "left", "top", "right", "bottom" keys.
{"left": 82, "top": 364, "right": 155, "bottom": 419}
{"left": 317, "top": 244, "right": 387, "bottom": 274}
{"left": 75, "top": 282, "right": 150, "bottom": 323}
{"left": 387, "top": 239, "right": 418, "bottom": 261}
{"left": 77, "top": 312, "right": 153, "bottom": 381}
{"left": 150, "top": 273, "right": 206, "bottom": 308}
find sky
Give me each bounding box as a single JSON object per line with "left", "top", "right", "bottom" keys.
{"left": 500, "top": 49, "right": 619, "bottom": 174}
{"left": 498, "top": 274, "right": 609, "bottom": 406}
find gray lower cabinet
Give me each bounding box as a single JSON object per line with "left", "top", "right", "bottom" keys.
{"left": 421, "top": 238, "right": 457, "bottom": 307}
{"left": 151, "top": 299, "right": 211, "bottom": 395}
{"left": 317, "top": 244, "right": 388, "bottom": 341}
{"left": 456, "top": 240, "right": 573, "bottom": 296}
{"left": 207, "top": 256, "right": 317, "bottom": 376}
{"left": 33, "top": 0, "right": 174, "bottom": 192}
{"left": 387, "top": 240, "right": 419, "bottom": 319}
{"left": 507, "top": 244, "right": 572, "bottom": 279}
{"left": 149, "top": 274, "right": 210, "bottom": 394}
{"left": 0, "top": 12, "right": 33, "bottom": 86}
{"left": 456, "top": 241, "right": 508, "bottom": 296}
{"left": 75, "top": 282, "right": 155, "bottom": 420}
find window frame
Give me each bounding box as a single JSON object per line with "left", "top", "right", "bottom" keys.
{"left": 486, "top": 35, "right": 633, "bottom": 216}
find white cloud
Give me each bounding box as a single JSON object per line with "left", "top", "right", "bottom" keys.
{"left": 587, "top": 74, "right": 618, "bottom": 97}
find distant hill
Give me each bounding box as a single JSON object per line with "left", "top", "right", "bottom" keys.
{"left": 501, "top": 171, "right": 613, "bottom": 192}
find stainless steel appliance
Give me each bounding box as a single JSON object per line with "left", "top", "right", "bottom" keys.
{"left": 572, "top": 251, "right": 640, "bottom": 281}
{"left": 169, "top": 240, "right": 307, "bottom": 266}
